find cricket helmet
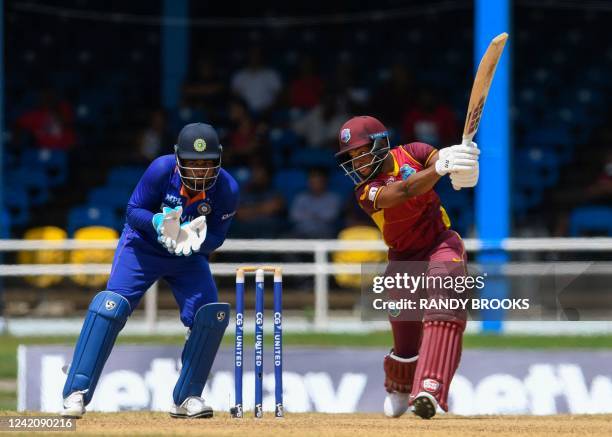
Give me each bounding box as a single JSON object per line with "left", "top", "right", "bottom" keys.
{"left": 174, "top": 122, "right": 223, "bottom": 191}
{"left": 336, "top": 116, "right": 391, "bottom": 185}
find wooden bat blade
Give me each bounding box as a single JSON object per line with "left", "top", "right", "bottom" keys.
{"left": 462, "top": 32, "right": 508, "bottom": 141}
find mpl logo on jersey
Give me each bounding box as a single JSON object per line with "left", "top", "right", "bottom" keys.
{"left": 163, "top": 194, "right": 182, "bottom": 206}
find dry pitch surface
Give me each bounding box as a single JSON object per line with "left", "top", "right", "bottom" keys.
{"left": 2, "top": 412, "right": 612, "bottom": 436}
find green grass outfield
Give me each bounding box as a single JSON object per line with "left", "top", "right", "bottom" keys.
{"left": 1, "top": 332, "right": 611, "bottom": 410}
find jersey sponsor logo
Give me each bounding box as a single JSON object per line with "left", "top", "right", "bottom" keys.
{"left": 341, "top": 128, "right": 351, "bottom": 144}
{"left": 221, "top": 211, "right": 236, "bottom": 221}
{"left": 400, "top": 164, "right": 416, "bottom": 181}
{"left": 197, "top": 202, "right": 212, "bottom": 215}
{"left": 422, "top": 378, "right": 440, "bottom": 393}
{"left": 164, "top": 194, "right": 182, "bottom": 205}
{"left": 368, "top": 186, "right": 379, "bottom": 202}
{"left": 193, "top": 138, "right": 207, "bottom": 152}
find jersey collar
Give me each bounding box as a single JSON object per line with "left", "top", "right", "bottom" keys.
{"left": 180, "top": 185, "right": 206, "bottom": 206}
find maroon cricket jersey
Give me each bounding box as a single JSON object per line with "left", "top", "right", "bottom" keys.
{"left": 354, "top": 142, "right": 453, "bottom": 258}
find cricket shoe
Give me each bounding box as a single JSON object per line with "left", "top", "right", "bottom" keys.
{"left": 383, "top": 391, "right": 410, "bottom": 418}
{"left": 412, "top": 392, "right": 438, "bottom": 419}
{"left": 170, "top": 396, "right": 213, "bottom": 419}
{"left": 61, "top": 390, "right": 87, "bottom": 418}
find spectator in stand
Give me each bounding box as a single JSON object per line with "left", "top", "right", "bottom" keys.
{"left": 233, "top": 160, "right": 285, "bottom": 237}
{"left": 370, "top": 63, "right": 415, "bottom": 127}
{"left": 231, "top": 46, "right": 282, "bottom": 114}
{"left": 138, "top": 109, "right": 170, "bottom": 162}
{"left": 292, "top": 92, "right": 348, "bottom": 149}
{"left": 289, "top": 54, "right": 323, "bottom": 110}
{"left": 182, "top": 57, "right": 227, "bottom": 114}
{"left": 402, "top": 88, "right": 458, "bottom": 146}
{"left": 16, "top": 88, "right": 76, "bottom": 150}
{"left": 224, "top": 97, "right": 266, "bottom": 165}
{"left": 290, "top": 168, "right": 341, "bottom": 238}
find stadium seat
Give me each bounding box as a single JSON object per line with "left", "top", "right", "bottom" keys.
{"left": 569, "top": 206, "right": 612, "bottom": 236}
{"left": 67, "top": 205, "right": 121, "bottom": 235}
{"left": 226, "top": 166, "right": 251, "bottom": 187}
{"left": 289, "top": 148, "right": 337, "bottom": 168}
{"left": 8, "top": 167, "right": 50, "bottom": 206}
{"left": 332, "top": 226, "right": 386, "bottom": 288}
{"left": 70, "top": 226, "right": 118, "bottom": 288}
{"left": 87, "top": 186, "right": 132, "bottom": 218}
{"left": 270, "top": 129, "right": 300, "bottom": 168}
{"left": 273, "top": 169, "right": 308, "bottom": 206}
{"left": 0, "top": 210, "right": 9, "bottom": 237}
{"left": 106, "top": 166, "right": 146, "bottom": 190}
{"left": 516, "top": 148, "right": 560, "bottom": 188}
{"left": 524, "top": 126, "right": 571, "bottom": 147}
{"left": 168, "top": 107, "right": 207, "bottom": 134}
{"left": 328, "top": 170, "right": 355, "bottom": 200}
{"left": 22, "top": 149, "right": 68, "bottom": 187}
{"left": 17, "top": 226, "right": 67, "bottom": 288}
{"left": 4, "top": 183, "right": 30, "bottom": 226}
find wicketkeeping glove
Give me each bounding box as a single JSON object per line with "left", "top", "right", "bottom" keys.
{"left": 173, "top": 216, "right": 207, "bottom": 256}
{"left": 152, "top": 206, "right": 182, "bottom": 252}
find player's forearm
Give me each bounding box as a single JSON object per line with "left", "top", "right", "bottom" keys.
{"left": 200, "top": 231, "right": 225, "bottom": 255}
{"left": 376, "top": 166, "right": 441, "bottom": 209}
{"left": 126, "top": 204, "right": 158, "bottom": 239}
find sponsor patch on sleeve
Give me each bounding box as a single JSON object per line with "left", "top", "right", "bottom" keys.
{"left": 221, "top": 211, "right": 236, "bottom": 221}
{"left": 368, "top": 186, "right": 379, "bottom": 202}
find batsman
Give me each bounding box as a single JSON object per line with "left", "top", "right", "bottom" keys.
{"left": 336, "top": 116, "right": 479, "bottom": 419}
{"left": 62, "top": 123, "right": 239, "bottom": 419}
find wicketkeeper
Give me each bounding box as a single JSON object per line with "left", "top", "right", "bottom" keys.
{"left": 336, "top": 116, "right": 479, "bottom": 419}
{"left": 62, "top": 123, "right": 239, "bottom": 418}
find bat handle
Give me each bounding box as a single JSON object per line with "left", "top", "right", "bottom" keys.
{"left": 462, "top": 137, "right": 475, "bottom": 147}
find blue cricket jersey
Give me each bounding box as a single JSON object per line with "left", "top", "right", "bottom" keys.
{"left": 124, "top": 154, "right": 239, "bottom": 256}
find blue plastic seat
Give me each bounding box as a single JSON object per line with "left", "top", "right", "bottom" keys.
{"left": 569, "top": 206, "right": 612, "bottom": 236}
{"left": 289, "top": 148, "right": 336, "bottom": 168}
{"left": 0, "top": 209, "right": 9, "bottom": 237}
{"left": 68, "top": 205, "right": 121, "bottom": 235}
{"left": 21, "top": 149, "right": 68, "bottom": 187}
{"left": 273, "top": 169, "right": 308, "bottom": 206}
{"left": 226, "top": 166, "right": 251, "bottom": 187}
{"left": 516, "top": 148, "right": 560, "bottom": 188}
{"left": 328, "top": 170, "right": 355, "bottom": 200}
{"left": 524, "top": 126, "right": 571, "bottom": 147}
{"left": 270, "top": 129, "right": 299, "bottom": 150}
{"left": 3, "top": 184, "right": 29, "bottom": 227}
{"left": 7, "top": 168, "right": 49, "bottom": 206}
{"left": 106, "top": 166, "right": 146, "bottom": 190}
{"left": 88, "top": 187, "right": 132, "bottom": 210}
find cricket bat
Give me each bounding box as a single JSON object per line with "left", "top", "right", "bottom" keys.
{"left": 455, "top": 32, "right": 508, "bottom": 190}
{"left": 462, "top": 32, "right": 508, "bottom": 144}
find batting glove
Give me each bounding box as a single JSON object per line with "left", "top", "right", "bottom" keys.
{"left": 434, "top": 142, "right": 479, "bottom": 176}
